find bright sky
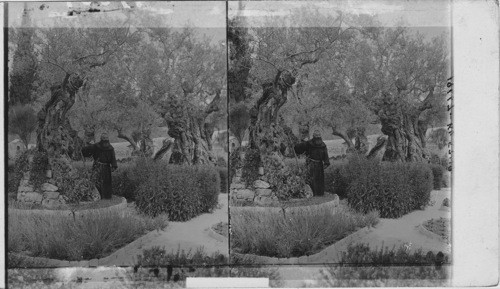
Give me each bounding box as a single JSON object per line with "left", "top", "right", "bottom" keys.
{"left": 229, "top": 0, "right": 452, "bottom": 27}
{"left": 8, "top": 2, "right": 226, "bottom": 28}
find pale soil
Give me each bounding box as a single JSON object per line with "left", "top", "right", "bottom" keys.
{"left": 99, "top": 194, "right": 229, "bottom": 266}
{"left": 277, "top": 188, "right": 452, "bottom": 287}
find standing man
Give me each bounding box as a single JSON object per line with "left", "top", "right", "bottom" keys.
{"left": 294, "top": 130, "right": 330, "bottom": 196}
{"left": 82, "top": 133, "right": 118, "bottom": 199}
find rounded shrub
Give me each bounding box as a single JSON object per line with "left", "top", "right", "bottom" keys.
{"left": 344, "top": 156, "right": 433, "bottom": 218}
{"left": 430, "top": 164, "right": 444, "bottom": 190}
{"left": 136, "top": 164, "right": 220, "bottom": 221}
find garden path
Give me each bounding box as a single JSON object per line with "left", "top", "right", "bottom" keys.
{"left": 278, "top": 188, "right": 452, "bottom": 287}
{"left": 99, "top": 194, "right": 229, "bottom": 266}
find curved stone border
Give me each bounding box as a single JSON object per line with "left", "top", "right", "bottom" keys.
{"left": 206, "top": 226, "right": 228, "bottom": 243}
{"left": 230, "top": 198, "right": 339, "bottom": 215}
{"left": 416, "top": 224, "right": 450, "bottom": 244}
{"left": 231, "top": 226, "right": 372, "bottom": 265}
{"left": 9, "top": 197, "right": 127, "bottom": 218}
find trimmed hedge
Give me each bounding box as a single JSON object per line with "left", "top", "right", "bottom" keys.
{"left": 112, "top": 158, "right": 159, "bottom": 201}
{"left": 136, "top": 164, "right": 220, "bottom": 221}
{"left": 327, "top": 155, "right": 433, "bottom": 218}
{"left": 430, "top": 164, "right": 444, "bottom": 190}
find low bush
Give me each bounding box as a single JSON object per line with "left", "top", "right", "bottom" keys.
{"left": 218, "top": 167, "right": 228, "bottom": 194}
{"left": 137, "top": 246, "right": 227, "bottom": 267}
{"left": 134, "top": 247, "right": 281, "bottom": 286}
{"left": 430, "top": 164, "right": 444, "bottom": 190}
{"left": 319, "top": 244, "right": 449, "bottom": 287}
{"left": 264, "top": 156, "right": 308, "bottom": 200}
{"left": 330, "top": 155, "right": 433, "bottom": 218}
{"left": 112, "top": 157, "right": 159, "bottom": 201}
{"left": 231, "top": 204, "right": 379, "bottom": 258}
{"left": 324, "top": 161, "right": 349, "bottom": 198}
{"left": 8, "top": 210, "right": 168, "bottom": 261}
{"left": 136, "top": 164, "right": 220, "bottom": 221}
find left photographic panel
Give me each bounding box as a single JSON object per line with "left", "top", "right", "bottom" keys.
{"left": 6, "top": 1, "right": 229, "bottom": 284}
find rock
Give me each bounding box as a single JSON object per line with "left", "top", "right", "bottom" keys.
{"left": 232, "top": 176, "right": 241, "bottom": 183}
{"left": 304, "top": 185, "right": 313, "bottom": 198}
{"left": 19, "top": 179, "right": 30, "bottom": 187}
{"left": 254, "top": 196, "right": 274, "bottom": 206}
{"left": 18, "top": 184, "right": 34, "bottom": 193}
{"left": 255, "top": 188, "right": 272, "bottom": 197}
{"left": 236, "top": 189, "right": 255, "bottom": 200}
{"left": 442, "top": 198, "right": 450, "bottom": 207}
{"left": 91, "top": 187, "right": 101, "bottom": 201}
{"left": 230, "top": 183, "right": 246, "bottom": 189}
{"left": 41, "top": 183, "right": 58, "bottom": 192}
{"left": 254, "top": 180, "right": 270, "bottom": 189}
{"left": 21, "top": 192, "right": 43, "bottom": 203}
{"left": 330, "top": 193, "right": 340, "bottom": 207}
{"left": 44, "top": 191, "right": 60, "bottom": 199}
{"left": 42, "top": 199, "right": 61, "bottom": 209}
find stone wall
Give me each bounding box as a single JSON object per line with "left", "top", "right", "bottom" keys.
{"left": 10, "top": 197, "right": 127, "bottom": 218}
{"left": 230, "top": 168, "right": 279, "bottom": 206}
{"left": 16, "top": 152, "right": 99, "bottom": 209}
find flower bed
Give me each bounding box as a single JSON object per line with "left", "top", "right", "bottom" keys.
{"left": 8, "top": 204, "right": 168, "bottom": 263}
{"left": 422, "top": 217, "right": 451, "bottom": 243}
{"left": 231, "top": 204, "right": 378, "bottom": 258}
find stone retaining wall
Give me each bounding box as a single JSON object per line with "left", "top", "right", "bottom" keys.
{"left": 9, "top": 197, "right": 127, "bottom": 219}
{"left": 230, "top": 197, "right": 339, "bottom": 215}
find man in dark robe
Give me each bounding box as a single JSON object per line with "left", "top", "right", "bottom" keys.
{"left": 294, "top": 130, "right": 330, "bottom": 196}
{"left": 82, "top": 133, "right": 118, "bottom": 199}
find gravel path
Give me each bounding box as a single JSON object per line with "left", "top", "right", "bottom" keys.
{"left": 278, "top": 188, "right": 452, "bottom": 287}
{"left": 100, "top": 194, "right": 229, "bottom": 266}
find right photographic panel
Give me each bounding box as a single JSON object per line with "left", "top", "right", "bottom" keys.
{"left": 228, "top": 0, "right": 452, "bottom": 286}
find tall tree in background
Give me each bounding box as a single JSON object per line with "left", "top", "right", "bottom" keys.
{"left": 8, "top": 3, "right": 38, "bottom": 106}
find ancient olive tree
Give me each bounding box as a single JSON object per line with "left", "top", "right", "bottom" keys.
{"left": 245, "top": 9, "right": 355, "bottom": 154}
{"left": 32, "top": 25, "right": 138, "bottom": 188}
{"left": 351, "top": 27, "right": 450, "bottom": 162}
{"left": 143, "top": 28, "right": 226, "bottom": 164}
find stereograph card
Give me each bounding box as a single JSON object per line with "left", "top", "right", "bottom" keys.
{"left": 0, "top": 1, "right": 498, "bottom": 288}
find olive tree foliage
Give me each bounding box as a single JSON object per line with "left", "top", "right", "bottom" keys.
{"left": 23, "top": 20, "right": 141, "bottom": 186}
{"left": 350, "top": 27, "right": 450, "bottom": 162}
{"left": 138, "top": 27, "right": 226, "bottom": 164}
{"left": 246, "top": 8, "right": 358, "bottom": 154}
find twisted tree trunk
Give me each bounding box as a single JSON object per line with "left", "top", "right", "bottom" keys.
{"left": 377, "top": 88, "right": 434, "bottom": 162}
{"left": 248, "top": 71, "right": 296, "bottom": 152}
{"left": 165, "top": 89, "right": 221, "bottom": 165}
{"left": 37, "top": 73, "right": 84, "bottom": 186}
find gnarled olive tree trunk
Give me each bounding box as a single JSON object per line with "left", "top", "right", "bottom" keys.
{"left": 248, "top": 71, "right": 296, "bottom": 152}
{"left": 376, "top": 88, "right": 434, "bottom": 162}
{"left": 164, "top": 89, "right": 221, "bottom": 165}
{"left": 36, "top": 73, "right": 84, "bottom": 186}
